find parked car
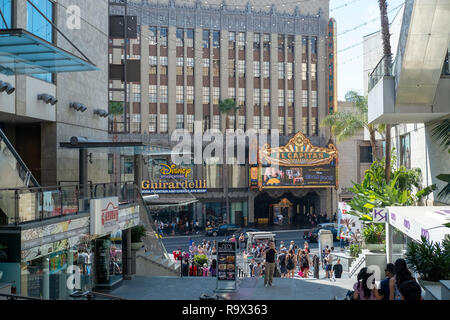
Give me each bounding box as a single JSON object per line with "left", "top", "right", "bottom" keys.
{"left": 303, "top": 225, "right": 338, "bottom": 243}
{"left": 207, "top": 224, "right": 241, "bottom": 237}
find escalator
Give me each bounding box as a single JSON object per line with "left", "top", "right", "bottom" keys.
{"left": 0, "top": 127, "right": 39, "bottom": 189}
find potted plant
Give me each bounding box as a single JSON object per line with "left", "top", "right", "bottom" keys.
{"left": 193, "top": 254, "right": 208, "bottom": 276}
{"left": 405, "top": 236, "right": 450, "bottom": 289}
{"left": 362, "top": 224, "right": 385, "bottom": 252}
{"left": 349, "top": 244, "right": 362, "bottom": 258}
{"left": 130, "top": 225, "right": 146, "bottom": 250}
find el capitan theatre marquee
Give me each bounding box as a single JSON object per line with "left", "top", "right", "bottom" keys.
{"left": 250, "top": 132, "right": 339, "bottom": 190}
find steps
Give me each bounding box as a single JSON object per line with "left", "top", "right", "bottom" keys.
{"left": 349, "top": 253, "right": 366, "bottom": 278}
{"left": 136, "top": 250, "right": 180, "bottom": 277}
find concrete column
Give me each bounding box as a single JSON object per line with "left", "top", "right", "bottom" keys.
{"left": 220, "top": 30, "right": 229, "bottom": 100}
{"left": 79, "top": 149, "right": 88, "bottom": 197}
{"left": 294, "top": 35, "right": 302, "bottom": 133}
{"left": 246, "top": 32, "right": 254, "bottom": 130}
{"left": 140, "top": 27, "right": 150, "bottom": 134}
{"left": 156, "top": 28, "right": 161, "bottom": 133}
{"left": 270, "top": 33, "right": 278, "bottom": 131}
{"left": 134, "top": 154, "right": 143, "bottom": 185}
{"left": 42, "top": 257, "right": 50, "bottom": 299}
{"left": 386, "top": 212, "right": 393, "bottom": 263}
{"left": 168, "top": 26, "right": 177, "bottom": 133}
{"left": 14, "top": 0, "right": 27, "bottom": 117}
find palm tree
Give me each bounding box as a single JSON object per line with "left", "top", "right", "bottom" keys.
{"left": 320, "top": 90, "right": 385, "bottom": 161}
{"left": 378, "top": 0, "right": 393, "bottom": 182}
{"left": 218, "top": 98, "right": 240, "bottom": 223}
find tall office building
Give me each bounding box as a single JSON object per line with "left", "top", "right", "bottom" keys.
{"left": 109, "top": 0, "right": 337, "bottom": 227}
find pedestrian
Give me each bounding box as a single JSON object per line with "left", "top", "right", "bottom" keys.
{"left": 340, "top": 230, "right": 346, "bottom": 251}
{"left": 303, "top": 241, "right": 310, "bottom": 255}
{"left": 289, "top": 240, "right": 295, "bottom": 251}
{"left": 279, "top": 240, "right": 285, "bottom": 251}
{"left": 239, "top": 233, "right": 245, "bottom": 252}
{"left": 398, "top": 280, "right": 423, "bottom": 300}
{"left": 253, "top": 262, "right": 263, "bottom": 278}
{"left": 352, "top": 268, "right": 383, "bottom": 300}
{"left": 378, "top": 263, "right": 395, "bottom": 300}
{"left": 249, "top": 258, "right": 255, "bottom": 277}
{"left": 321, "top": 245, "right": 329, "bottom": 268}
{"left": 185, "top": 220, "right": 189, "bottom": 235}
{"left": 390, "top": 258, "right": 415, "bottom": 300}
{"left": 325, "top": 249, "right": 334, "bottom": 280}
{"left": 286, "top": 249, "right": 296, "bottom": 279}
{"left": 278, "top": 249, "right": 287, "bottom": 278}
{"left": 299, "top": 250, "right": 310, "bottom": 278}
{"left": 182, "top": 258, "right": 189, "bottom": 277}
{"left": 263, "top": 241, "right": 277, "bottom": 287}
{"left": 209, "top": 259, "right": 217, "bottom": 277}
{"left": 332, "top": 259, "right": 343, "bottom": 280}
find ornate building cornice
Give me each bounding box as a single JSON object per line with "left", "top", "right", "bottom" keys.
{"left": 118, "top": 0, "right": 327, "bottom": 36}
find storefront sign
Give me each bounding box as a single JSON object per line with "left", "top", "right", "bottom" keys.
{"left": 141, "top": 179, "right": 207, "bottom": 194}
{"left": 372, "top": 208, "right": 387, "bottom": 223}
{"left": 160, "top": 164, "right": 191, "bottom": 179}
{"left": 90, "top": 197, "right": 119, "bottom": 237}
{"left": 251, "top": 132, "right": 338, "bottom": 189}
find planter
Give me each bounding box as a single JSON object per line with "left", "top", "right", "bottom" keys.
{"left": 366, "top": 244, "right": 385, "bottom": 252}
{"left": 131, "top": 242, "right": 144, "bottom": 251}
{"left": 417, "top": 277, "right": 441, "bottom": 289}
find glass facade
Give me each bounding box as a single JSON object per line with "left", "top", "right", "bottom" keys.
{"left": 0, "top": 0, "right": 12, "bottom": 29}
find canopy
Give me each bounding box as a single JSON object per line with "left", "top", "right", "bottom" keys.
{"left": 0, "top": 29, "right": 97, "bottom": 75}
{"left": 387, "top": 206, "right": 450, "bottom": 244}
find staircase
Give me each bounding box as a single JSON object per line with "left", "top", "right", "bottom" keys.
{"left": 133, "top": 185, "right": 179, "bottom": 276}
{"left": 349, "top": 254, "right": 366, "bottom": 278}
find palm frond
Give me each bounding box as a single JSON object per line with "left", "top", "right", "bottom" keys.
{"left": 431, "top": 119, "right": 450, "bottom": 150}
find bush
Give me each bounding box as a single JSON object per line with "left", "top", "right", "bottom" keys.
{"left": 405, "top": 236, "right": 450, "bottom": 282}
{"left": 131, "top": 225, "right": 146, "bottom": 243}
{"left": 349, "top": 244, "right": 362, "bottom": 258}
{"left": 193, "top": 254, "right": 208, "bottom": 267}
{"left": 362, "top": 224, "right": 385, "bottom": 244}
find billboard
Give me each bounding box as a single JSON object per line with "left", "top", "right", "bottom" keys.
{"left": 250, "top": 132, "right": 338, "bottom": 190}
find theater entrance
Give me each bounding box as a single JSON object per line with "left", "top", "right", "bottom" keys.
{"left": 254, "top": 191, "right": 320, "bottom": 228}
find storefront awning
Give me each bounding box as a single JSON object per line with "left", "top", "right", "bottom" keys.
{"left": 145, "top": 197, "right": 198, "bottom": 209}
{"left": 0, "top": 29, "right": 98, "bottom": 75}
{"left": 387, "top": 206, "right": 450, "bottom": 244}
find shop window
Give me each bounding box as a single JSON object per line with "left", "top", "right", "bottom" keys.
{"left": 360, "top": 146, "right": 373, "bottom": 163}
{"left": 121, "top": 156, "right": 134, "bottom": 174}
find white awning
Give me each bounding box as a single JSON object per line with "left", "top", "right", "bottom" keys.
{"left": 387, "top": 206, "right": 450, "bottom": 244}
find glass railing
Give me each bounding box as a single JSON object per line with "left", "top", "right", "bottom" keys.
{"left": 368, "top": 55, "right": 393, "bottom": 92}
{"left": 0, "top": 181, "right": 137, "bottom": 225}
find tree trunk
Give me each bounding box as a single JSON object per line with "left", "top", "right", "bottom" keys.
{"left": 369, "top": 129, "right": 378, "bottom": 161}
{"left": 378, "top": 0, "right": 392, "bottom": 182}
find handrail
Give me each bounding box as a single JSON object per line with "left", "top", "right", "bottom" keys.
{"left": 0, "top": 293, "right": 42, "bottom": 300}
{"left": 69, "top": 290, "right": 127, "bottom": 300}
{"left": 0, "top": 128, "right": 39, "bottom": 187}
{"left": 350, "top": 256, "right": 366, "bottom": 278}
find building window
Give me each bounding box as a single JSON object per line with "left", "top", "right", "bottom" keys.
{"left": 149, "top": 27, "right": 157, "bottom": 45}
{"left": 186, "top": 86, "right": 194, "bottom": 104}
{"left": 213, "top": 115, "right": 221, "bottom": 130}
{"left": 203, "top": 116, "right": 210, "bottom": 131}
{"left": 132, "top": 84, "right": 141, "bottom": 102}
{"left": 254, "top": 88, "right": 260, "bottom": 104}
{"left": 203, "top": 58, "right": 210, "bottom": 76}
{"left": 149, "top": 85, "right": 157, "bottom": 103}
{"left": 160, "top": 85, "right": 168, "bottom": 103}
{"left": 360, "top": 146, "right": 373, "bottom": 163}
{"left": 278, "top": 35, "right": 285, "bottom": 56}
{"left": 279, "top": 117, "right": 285, "bottom": 135}
{"left": 176, "top": 57, "right": 184, "bottom": 75}
{"left": 238, "top": 88, "right": 245, "bottom": 106}
{"left": 228, "top": 87, "right": 235, "bottom": 100}
{"left": 229, "top": 59, "right": 235, "bottom": 77}
{"left": 311, "top": 37, "right": 317, "bottom": 55}
{"left": 287, "top": 35, "right": 294, "bottom": 54}
{"left": 238, "top": 60, "right": 245, "bottom": 77}
{"left": 262, "top": 116, "right": 270, "bottom": 133}
{"left": 302, "top": 90, "right": 308, "bottom": 107}
{"left": 287, "top": 90, "right": 294, "bottom": 108}
{"left": 286, "top": 63, "right": 293, "bottom": 80}
{"left": 203, "top": 87, "right": 210, "bottom": 104}
{"left": 312, "top": 117, "right": 318, "bottom": 136}
{"left": 227, "top": 115, "right": 235, "bottom": 130}
{"left": 238, "top": 116, "right": 246, "bottom": 130}
{"left": 212, "top": 87, "right": 220, "bottom": 105}
{"left": 278, "top": 62, "right": 285, "bottom": 79}
{"left": 311, "top": 63, "right": 317, "bottom": 81}
{"left": 186, "top": 115, "right": 194, "bottom": 133}
{"left": 302, "top": 63, "right": 307, "bottom": 80}
{"left": 149, "top": 56, "right": 157, "bottom": 65}
{"left": 302, "top": 36, "right": 308, "bottom": 55}
{"left": 160, "top": 27, "right": 168, "bottom": 46}
{"left": 176, "top": 114, "right": 184, "bottom": 129}
{"left": 122, "top": 156, "right": 134, "bottom": 174}
{"left": 160, "top": 114, "right": 168, "bottom": 133}
{"left": 254, "top": 116, "right": 261, "bottom": 131}
{"left": 279, "top": 90, "right": 285, "bottom": 107}
{"left": 213, "top": 31, "right": 220, "bottom": 48}
{"left": 253, "top": 33, "right": 260, "bottom": 49}
{"left": 108, "top": 154, "right": 114, "bottom": 174}
{"left": 303, "top": 117, "right": 309, "bottom": 135}
{"left": 263, "top": 34, "right": 270, "bottom": 51}
{"left": 263, "top": 62, "right": 270, "bottom": 78}
{"left": 229, "top": 31, "right": 236, "bottom": 50}
{"left": 149, "top": 114, "right": 157, "bottom": 133}
{"left": 287, "top": 117, "right": 294, "bottom": 134}
{"left": 400, "top": 134, "right": 411, "bottom": 168}
{"left": 160, "top": 56, "right": 168, "bottom": 66}
{"left": 237, "top": 32, "right": 245, "bottom": 50}
{"left": 186, "top": 57, "right": 194, "bottom": 76}
{"left": 203, "top": 30, "right": 210, "bottom": 48}
{"left": 176, "top": 86, "right": 184, "bottom": 104}
{"left": 312, "top": 91, "right": 318, "bottom": 108}
{"left": 254, "top": 61, "right": 260, "bottom": 78}
{"left": 212, "top": 60, "right": 220, "bottom": 77}
{"left": 263, "top": 89, "right": 270, "bottom": 107}
{"left": 186, "top": 29, "right": 194, "bottom": 47}
{"left": 176, "top": 28, "right": 184, "bottom": 47}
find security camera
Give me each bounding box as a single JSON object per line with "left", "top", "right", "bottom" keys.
{"left": 70, "top": 102, "right": 87, "bottom": 112}
{"left": 0, "top": 81, "right": 15, "bottom": 95}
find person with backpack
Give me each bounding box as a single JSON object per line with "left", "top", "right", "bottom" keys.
{"left": 299, "top": 250, "right": 310, "bottom": 278}
{"left": 286, "top": 249, "right": 296, "bottom": 279}
{"left": 278, "top": 249, "right": 288, "bottom": 278}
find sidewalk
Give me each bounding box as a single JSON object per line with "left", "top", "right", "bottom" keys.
{"left": 111, "top": 273, "right": 354, "bottom": 300}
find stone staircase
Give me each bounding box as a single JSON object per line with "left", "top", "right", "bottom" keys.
{"left": 349, "top": 253, "right": 366, "bottom": 278}
{"left": 136, "top": 249, "right": 180, "bottom": 277}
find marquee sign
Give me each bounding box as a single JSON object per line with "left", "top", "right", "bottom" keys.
{"left": 251, "top": 132, "right": 338, "bottom": 190}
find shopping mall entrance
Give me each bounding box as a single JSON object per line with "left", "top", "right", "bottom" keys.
{"left": 254, "top": 191, "right": 321, "bottom": 228}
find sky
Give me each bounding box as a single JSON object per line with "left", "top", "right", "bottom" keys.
{"left": 329, "top": 0, "right": 405, "bottom": 100}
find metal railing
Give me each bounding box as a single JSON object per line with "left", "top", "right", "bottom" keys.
{"left": 368, "top": 55, "right": 393, "bottom": 92}
{"left": 69, "top": 290, "right": 127, "bottom": 300}
{"left": 349, "top": 256, "right": 366, "bottom": 278}
{"left": 0, "top": 181, "right": 137, "bottom": 225}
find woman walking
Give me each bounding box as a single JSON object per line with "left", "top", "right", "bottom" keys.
{"left": 389, "top": 258, "right": 415, "bottom": 300}
{"left": 278, "top": 249, "right": 288, "bottom": 278}
{"left": 286, "top": 249, "right": 296, "bottom": 279}
{"left": 299, "top": 250, "right": 310, "bottom": 278}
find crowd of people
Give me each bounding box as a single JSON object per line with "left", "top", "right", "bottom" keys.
{"left": 154, "top": 218, "right": 201, "bottom": 236}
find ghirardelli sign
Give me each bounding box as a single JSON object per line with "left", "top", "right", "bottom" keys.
{"left": 101, "top": 202, "right": 119, "bottom": 226}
